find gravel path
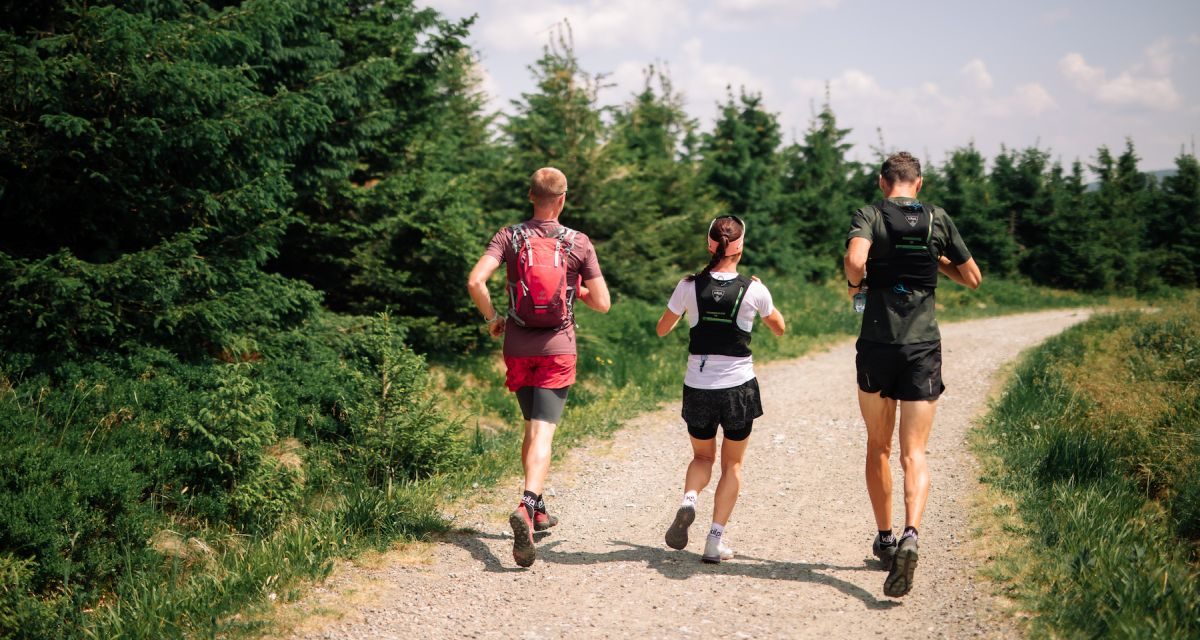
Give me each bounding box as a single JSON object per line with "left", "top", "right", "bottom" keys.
{"left": 281, "top": 309, "right": 1090, "bottom": 640}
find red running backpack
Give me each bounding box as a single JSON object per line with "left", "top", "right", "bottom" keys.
{"left": 507, "top": 223, "right": 579, "bottom": 329}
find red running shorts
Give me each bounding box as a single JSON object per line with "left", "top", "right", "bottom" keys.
{"left": 504, "top": 354, "right": 577, "bottom": 392}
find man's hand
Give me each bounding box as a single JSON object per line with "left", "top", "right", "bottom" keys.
{"left": 847, "top": 286, "right": 860, "bottom": 301}
{"left": 488, "top": 316, "right": 506, "bottom": 338}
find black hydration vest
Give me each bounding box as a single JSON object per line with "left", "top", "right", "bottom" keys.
{"left": 865, "top": 200, "right": 939, "bottom": 290}
{"left": 688, "top": 273, "right": 752, "bottom": 357}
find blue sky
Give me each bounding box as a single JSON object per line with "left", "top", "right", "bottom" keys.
{"left": 423, "top": 0, "right": 1199, "bottom": 172}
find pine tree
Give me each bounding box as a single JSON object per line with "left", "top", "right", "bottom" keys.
{"left": 267, "top": 1, "right": 493, "bottom": 353}
{"left": 936, "top": 145, "right": 1016, "bottom": 275}
{"left": 1155, "top": 153, "right": 1200, "bottom": 286}
{"left": 988, "top": 146, "right": 1049, "bottom": 276}
{"left": 495, "top": 22, "right": 612, "bottom": 240}
{"left": 1088, "top": 141, "right": 1153, "bottom": 291}
{"left": 699, "top": 89, "right": 783, "bottom": 269}
{"left": 0, "top": 1, "right": 332, "bottom": 366}
{"left": 776, "top": 100, "right": 862, "bottom": 279}
{"left": 599, "top": 66, "right": 719, "bottom": 298}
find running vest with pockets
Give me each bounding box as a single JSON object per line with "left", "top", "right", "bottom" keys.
{"left": 688, "top": 273, "right": 752, "bottom": 357}
{"left": 865, "top": 200, "right": 939, "bottom": 290}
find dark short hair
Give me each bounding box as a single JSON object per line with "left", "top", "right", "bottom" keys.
{"left": 880, "top": 152, "right": 921, "bottom": 184}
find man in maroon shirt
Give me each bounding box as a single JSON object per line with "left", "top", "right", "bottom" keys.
{"left": 467, "top": 167, "right": 611, "bottom": 568}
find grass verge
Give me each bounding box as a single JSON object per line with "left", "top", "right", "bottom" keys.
{"left": 972, "top": 292, "right": 1200, "bottom": 638}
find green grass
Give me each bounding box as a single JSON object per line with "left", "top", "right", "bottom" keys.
{"left": 973, "top": 293, "right": 1200, "bottom": 638}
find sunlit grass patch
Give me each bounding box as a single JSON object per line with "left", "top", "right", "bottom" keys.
{"left": 974, "top": 293, "right": 1200, "bottom": 638}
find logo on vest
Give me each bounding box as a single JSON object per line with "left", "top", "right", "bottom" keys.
{"left": 905, "top": 214, "right": 918, "bottom": 226}
{"left": 711, "top": 288, "right": 726, "bottom": 302}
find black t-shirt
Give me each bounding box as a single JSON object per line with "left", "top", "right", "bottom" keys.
{"left": 846, "top": 197, "right": 972, "bottom": 344}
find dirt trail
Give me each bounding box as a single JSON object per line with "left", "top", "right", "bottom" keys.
{"left": 281, "top": 309, "right": 1090, "bottom": 640}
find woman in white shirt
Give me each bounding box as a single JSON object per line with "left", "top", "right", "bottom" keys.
{"left": 657, "top": 215, "right": 786, "bottom": 563}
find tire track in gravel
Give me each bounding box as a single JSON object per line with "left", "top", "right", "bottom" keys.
{"left": 280, "top": 309, "right": 1090, "bottom": 640}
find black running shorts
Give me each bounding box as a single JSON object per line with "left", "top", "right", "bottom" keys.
{"left": 681, "top": 377, "right": 763, "bottom": 441}
{"left": 855, "top": 339, "right": 944, "bottom": 401}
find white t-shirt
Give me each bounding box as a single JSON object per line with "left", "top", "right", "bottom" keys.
{"left": 666, "top": 272, "right": 776, "bottom": 390}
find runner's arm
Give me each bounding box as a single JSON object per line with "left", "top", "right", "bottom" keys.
{"left": 938, "top": 256, "right": 982, "bottom": 289}
{"left": 579, "top": 276, "right": 611, "bottom": 313}
{"left": 656, "top": 309, "right": 682, "bottom": 337}
{"left": 844, "top": 237, "right": 871, "bottom": 300}
{"left": 761, "top": 309, "right": 786, "bottom": 336}
{"left": 467, "top": 255, "right": 505, "bottom": 337}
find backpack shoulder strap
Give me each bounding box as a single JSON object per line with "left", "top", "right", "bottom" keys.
{"left": 508, "top": 223, "right": 526, "bottom": 255}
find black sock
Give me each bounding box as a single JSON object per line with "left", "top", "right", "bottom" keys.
{"left": 879, "top": 530, "right": 895, "bottom": 544}
{"left": 521, "top": 490, "right": 538, "bottom": 519}
{"left": 535, "top": 494, "right": 547, "bottom": 514}
{"left": 902, "top": 526, "right": 918, "bottom": 539}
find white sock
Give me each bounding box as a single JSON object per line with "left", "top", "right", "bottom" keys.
{"left": 682, "top": 491, "right": 698, "bottom": 508}
{"left": 708, "top": 522, "right": 724, "bottom": 539}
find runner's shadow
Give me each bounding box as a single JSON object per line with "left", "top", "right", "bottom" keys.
{"left": 440, "top": 529, "right": 535, "bottom": 574}
{"left": 537, "top": 539, "right": 900, "bottom": 610}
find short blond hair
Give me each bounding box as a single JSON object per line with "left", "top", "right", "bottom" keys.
{"left": 529, "top": 167, "right": 568, "bottom": 203}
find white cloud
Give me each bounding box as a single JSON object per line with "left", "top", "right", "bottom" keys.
{"left": 471, "top": 0, "right": 690, "bottom": 54}
{"left": 700, "top": 0, "right": 840, "bottom": 30}
{"left": 596, "top": 39, "right": 775, "bottom": 123}
{"left": 985, "top": 83, "right": 1058, "bottom": 117}
{"left": 1189, "top": 33, "right": 1200, "bottom": 46}
{"left": 1143, "top": 37, "right": 1172, "bottom": 76}
{"left": 1012, "top": 83, "right": 1058, "bottom": 115}
{"left": 675, "top": 38, "right": 774, "bottom": 110}
{"left": 961, "top": 58, "right": 994, "bottom": 91}
{"left": 1059, "top": 48, "right": 1181, "bottom": 111}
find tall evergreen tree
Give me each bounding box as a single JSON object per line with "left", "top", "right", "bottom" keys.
{"left": 699, "top": 89, "right": 783, "bottom": 269}
{"left": 599, "top": 66, "right": 719, "bottom": 298}
{"left": 937, "top": 145, "right": 1016, "bottom": 275}
{"left": 776, "top": 101, "right": 863, "bottom": 279}
{"left": 1089, "top": 141, "right": 1154, "bottom": 290}
{"left": 989, "top": 146, "right": 1049, "bottom": 276}
{"left": 495, "top": 23, "right": 612, "bottom": 240}
{"left": 1155, "top": 153, "right": 1200, "bottom": 286}
{"left": 0, "top": 1, "right": 332, "bottom": 366}
{"left": 268, "top": 1, "right": 492, "bottom": 353}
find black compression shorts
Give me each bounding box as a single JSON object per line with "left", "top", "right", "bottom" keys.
{"left": 681, "top": 377, "right": 763, "bottom": 441}
{"left": 855, "top": 339, "right": 945, "bottom": 401}
{"left": 516, "top": 386, "right": 570, "bottom": 423}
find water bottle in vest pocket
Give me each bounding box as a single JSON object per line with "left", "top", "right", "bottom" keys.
{"left": 507, "top": 224, "right": 579, "bottom": 329}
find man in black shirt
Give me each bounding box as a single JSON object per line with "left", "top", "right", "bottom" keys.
{"left": 844, "top": 151, "right": 982, "bottom": 598}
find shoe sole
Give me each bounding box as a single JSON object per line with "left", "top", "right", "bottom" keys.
{"left": 509, "top": 511, "right": 536, "bottom": 568}
{"left": 883, "top": 543, "right": 918, "bottom": 597}
{"left": 700, "top": 556, "right": 721, "bottom": 564}
{"left": 665, "top": 506, "right": 695, "bottom": 550}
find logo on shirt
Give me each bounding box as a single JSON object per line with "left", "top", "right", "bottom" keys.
{"left": 712, "top": 288, "right": 725, "bottom": 302}
{"left": 905, "top": 214, "right": 918, "bottom": 226}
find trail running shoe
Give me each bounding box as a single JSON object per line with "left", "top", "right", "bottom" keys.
{"left": 534, "top": 510, "right": 559, "bottom": 531}
{"left": 701, "top": 536, "right": 734, "bottom": 564}
{"left": 509, "top": 506, "right": 536, "bottom": 568}
{"left": 883, "top": 534, "right": 919, "bottom": 597}
{"left": 664, "top": 504, "right": 696, "bottom": 550}
{"left": 872, "top": 533, "right": 898, "bottom": 570}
